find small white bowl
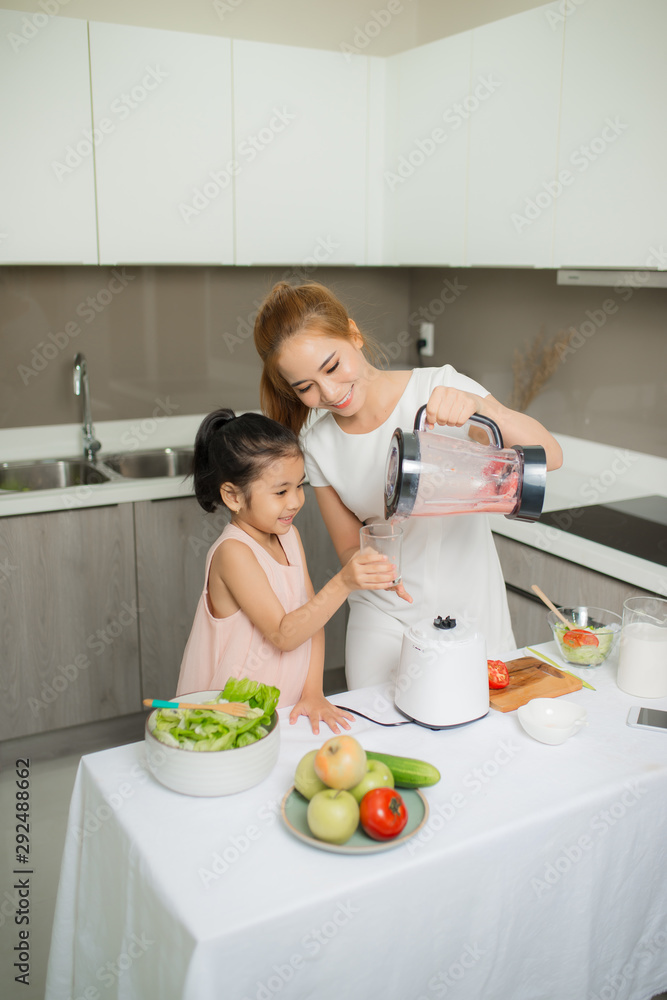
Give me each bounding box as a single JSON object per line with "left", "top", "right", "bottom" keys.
{"left": 144, "top": 690, "right": 280, "bottom": 796}
{"left": 517, "top": 698, "right": 587, "bottom": 745}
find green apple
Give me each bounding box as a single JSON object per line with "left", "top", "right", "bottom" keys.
{"left": 349, "top": 759, "right": 395, "bottom": 804}
{"left": 307, "top": 789, "right": 360, "bottom": 845}
{"left": 294, "top": 749, "right": 328, "bottom": 800}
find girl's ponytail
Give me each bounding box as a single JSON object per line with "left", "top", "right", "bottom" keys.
{"left": 193, "top": 408, "right": 237, "bottom": 512}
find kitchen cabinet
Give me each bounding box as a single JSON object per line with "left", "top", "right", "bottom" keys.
{"left": 134, "top": 490, "right": 347, "bottom": 703}
{"left": 382, "top": 32, "right": 472, "bottom": 266}
{"left": 493, "top": 534, "right": 657, "bottom": 649}
{"left": 553, "top": 0, "right": 667, "bottom": 268}
{"left": 88, "top": 21, "right": 234, "bottom": 265}
{"left": 466, "top": 4, "right": 564, "bottom": 266}
{"left": 0, "top": 505, "right": 140, "bottom": 740}
{"left": 0, "top": 11, "right": 97, "bottom": 264}
{"left": 232, "top": 40, "right": 369, "bottom": 266}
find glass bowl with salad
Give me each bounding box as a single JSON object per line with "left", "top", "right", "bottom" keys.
{"left": 144, "top": 679, "right": 281, "bottom": 796}
{"left": 547, "top": 606, "right": 622, "bottom": 667}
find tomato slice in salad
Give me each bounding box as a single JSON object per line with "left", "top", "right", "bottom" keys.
{"left": 487, "top": 659, "right": 510, "bottom": 689}
{"left": 562, "top": 628, "right": 600, "bottom": 648}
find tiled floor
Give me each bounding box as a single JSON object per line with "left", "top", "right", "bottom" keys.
{"left": 2, "top": 709, "right": 666, "bottom": 1000}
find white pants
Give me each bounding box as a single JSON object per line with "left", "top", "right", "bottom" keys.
{"left": 345, "top": 600, "right": 408, "bottom": 690}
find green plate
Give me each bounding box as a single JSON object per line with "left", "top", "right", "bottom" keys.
{"left": 281, "top": 786, "right": 430, "bottom": 855}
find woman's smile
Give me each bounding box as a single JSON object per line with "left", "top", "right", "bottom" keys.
{"left": 329, "top": 386, "right": 354, "bottom": 409}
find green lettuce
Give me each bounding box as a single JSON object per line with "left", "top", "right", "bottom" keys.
{"left": 220, "top": 678, "right": 280, "bottom": 724}
{"left": 150, "top": 679, "right": 279, "bottom": 752}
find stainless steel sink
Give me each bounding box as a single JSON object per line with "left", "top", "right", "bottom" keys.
{"left": 101, "top": 448, "right": 194, "bottom": 479}
{"left": 0, "top": 459, "right": 111, "bottom": 492}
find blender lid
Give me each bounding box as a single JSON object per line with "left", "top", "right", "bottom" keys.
{"left": 407, "top": 614, "right": 482, "bottom": 647}
{"left": 384, "top": 427, "right": 420, "bottom": 518}
{"left": 506, "top": 445, "right": 547, "bottom": 522}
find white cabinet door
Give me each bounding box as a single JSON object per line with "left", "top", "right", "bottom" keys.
{"left": 233, "top": 40, "right": 368, "bottom": 266}
{"left": 466, "top": 5, "right": 564, "bottom": 266}
{"left": 554, "top": 0, "right": 667, "bottom": 268}
{"left": 382, "top": 32, "right": 472, "bottom": 266}
{"left": 89, "top": 22, "right": 234, "bottom": 265}
{"left": 0, "top": 12, "right": 97, "bottom": 264}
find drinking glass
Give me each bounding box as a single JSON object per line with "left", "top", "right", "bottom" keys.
{"left": 359, "top": 523, "right": 403, "bottom": 586}
{"left": 617, "top": 596, "right": 667, "bottom": 698}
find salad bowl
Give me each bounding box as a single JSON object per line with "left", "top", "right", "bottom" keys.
{"left": 547, "top": 606, "right": 621, "bottom": 666}
{"left": 144, "top": 688, "right": 280, "bottom": 796}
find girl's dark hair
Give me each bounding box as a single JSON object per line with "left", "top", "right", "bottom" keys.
{"left": 193, "top": 408, "right": 302, "bottom": 513}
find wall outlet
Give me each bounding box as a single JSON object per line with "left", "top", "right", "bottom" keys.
{"left": 418, "top": 322, "right": 434, "bottom": 357}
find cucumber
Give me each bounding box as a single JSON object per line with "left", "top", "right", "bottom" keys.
{"left": 365, "top": 751, "right": 440, "bottom": 788}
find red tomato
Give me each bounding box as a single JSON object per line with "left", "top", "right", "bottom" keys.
{"left": 359, "top": 788, "right": 408, "bottom": 841}
{"left": 487, "top": 658, "right": 510, "bottom": 689}
{"left": 562, "top": 628, "right": 599, "bottom": 648}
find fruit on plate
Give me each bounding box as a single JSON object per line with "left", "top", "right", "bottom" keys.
{"left": 307, "top": 788, "right": 360, "bottom": 845}
{"left": 294, "top": 750, "right": 328, "bottom": 800}
{"left": 487, "top": 659, "right": 510, "bottom": 689}
{"left": 314, "top": 735, "right": 367, "bottom": 790}
{"left": 349, "top": 759, "right": 394, "bottom": 804}
{"left": 364, "top": 751, "right": 441, "bottom": 788}
{"left": 359, "top": 788, "right": 408, "bottom": 841}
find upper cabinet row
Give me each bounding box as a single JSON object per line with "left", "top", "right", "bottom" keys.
{"left": 1, "top": 0, "right": 665, "bottom": 268}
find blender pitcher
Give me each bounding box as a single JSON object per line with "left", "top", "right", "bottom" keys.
{"left": 384, "top": 406, "right": 546, "bottom": 521}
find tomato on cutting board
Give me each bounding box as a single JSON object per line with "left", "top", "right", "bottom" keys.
{"left": 359, "top": 788, "right": 408, "bottom": 841}
{"left": 487, "top": 659, "right": 510, "bottom": 689}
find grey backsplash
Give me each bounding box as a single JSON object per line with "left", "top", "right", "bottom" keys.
{"left": 1, "top": 264, "right": 665, "bottom": 458}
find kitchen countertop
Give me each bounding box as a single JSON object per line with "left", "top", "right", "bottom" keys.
{"left": 1, "top": 420, "right": 665, "bottom": 594}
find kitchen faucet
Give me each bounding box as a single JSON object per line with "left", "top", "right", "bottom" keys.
{"left": 73, "top": 353, "right": 101, "bottom": 462}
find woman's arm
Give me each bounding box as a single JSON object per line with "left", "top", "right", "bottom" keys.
{"left": 312, "top": 485, "right": 365, "bottom": 565}
{"left": 423, "top": 387, "right": 563, "bottom": 471}
{"left": 211, "top": 530, "right": 395, "bottom": 653}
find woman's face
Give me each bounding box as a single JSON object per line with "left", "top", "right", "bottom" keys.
{"left": 276, "top": 326, "right": 372, "bottom": 416}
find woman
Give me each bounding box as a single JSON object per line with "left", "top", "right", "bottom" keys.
{"left": 253, "top": 281, "right": 562, "bottom": 689}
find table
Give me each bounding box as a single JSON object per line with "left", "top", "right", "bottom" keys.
{"left": 46, "top": 642, "right": 667, "bottom": 1000}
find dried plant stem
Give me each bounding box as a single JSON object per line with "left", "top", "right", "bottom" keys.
{"left": 508, "top": 327, "right": 574, "bottom": 412}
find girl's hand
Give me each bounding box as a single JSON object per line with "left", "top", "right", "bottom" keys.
{"left": 340, "top": 549, "right": 397, "bottom": 593}
{"left": 424, "top": 386, "right": 484, "bottom": 429}
{"left": 289, "top": 695, "right": 354, "bottom": 736}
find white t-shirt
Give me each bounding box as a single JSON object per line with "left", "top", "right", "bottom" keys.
{"left": 301, "top": 364, "right": 515, "bottom": 658}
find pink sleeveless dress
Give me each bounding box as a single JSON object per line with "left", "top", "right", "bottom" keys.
{"left": 175, "top": 523, "right": 312, "bottom": 709}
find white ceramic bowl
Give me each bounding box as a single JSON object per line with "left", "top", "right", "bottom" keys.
{"left": 517, "top": 698, "right": 587, "bottom": 745}
{"left": 144, "top": 690, "right": 280, "bottom": 796}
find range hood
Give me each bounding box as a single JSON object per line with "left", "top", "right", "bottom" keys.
{"left": 557, "top": 269, "right": 667, "bottom": 288}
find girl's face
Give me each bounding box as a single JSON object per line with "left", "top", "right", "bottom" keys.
{"left": 232, "top": 452, "right": 305, "bottom": 536}
{"left": 276, "top": 326, "right": 372, "bottom": 417}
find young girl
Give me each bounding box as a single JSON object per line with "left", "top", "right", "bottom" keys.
{"left": 253, "top": 281, "right": 564, "bottom": 689}
{"left": 175, "top": 408, "right": 397, "bottom": 734}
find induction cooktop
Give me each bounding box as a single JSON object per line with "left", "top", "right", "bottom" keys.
{"left": 539, "top": 495, "right": 667, "bottom": 567}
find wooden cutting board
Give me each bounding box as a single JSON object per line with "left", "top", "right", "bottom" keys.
{"left": 489, "top": 655, "right": 582, "bottom": 713}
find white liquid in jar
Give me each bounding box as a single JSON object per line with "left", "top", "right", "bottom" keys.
{"left": 617, "top": 622, "right": 667, "bottom": 698}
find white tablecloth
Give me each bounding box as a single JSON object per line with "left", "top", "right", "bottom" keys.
{"left": 46, "top": 643, "right": 667, "bottom": 1000}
